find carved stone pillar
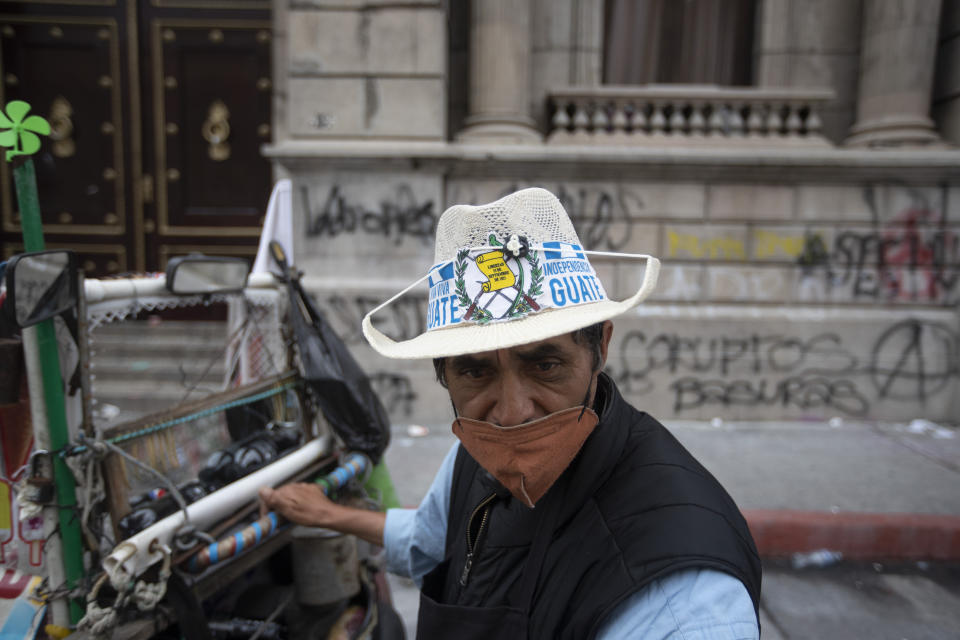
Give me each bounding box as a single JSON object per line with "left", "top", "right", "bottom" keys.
{"left": 847, "top": 0, "right": 944, "bottom": 146}
{"left": 457, "top": 0, "right": 541, "bottom": 143}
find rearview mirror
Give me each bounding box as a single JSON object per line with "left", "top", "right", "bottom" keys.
{"left": 4, "top": 250, "right": 78, "bottom": 328}
{"left": 165, "top": 255, "right": 249, "bottom": 295}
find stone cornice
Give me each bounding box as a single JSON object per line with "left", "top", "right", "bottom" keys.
{"left": 263, "top": 140, "right": 960, "bottom": 182}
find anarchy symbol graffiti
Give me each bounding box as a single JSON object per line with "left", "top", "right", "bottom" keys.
{"left": 870, "top": 319, "right": 959, "bottom": 401}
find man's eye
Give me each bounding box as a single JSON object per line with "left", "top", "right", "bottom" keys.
{"left": 535, "top": 361, "right": 559, "bottom": 372}
{"left": 460, "top": 368, "right": 486, "bottom": 379}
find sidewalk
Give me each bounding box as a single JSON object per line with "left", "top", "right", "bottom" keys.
{"left": 668, "top": 418, "right": 960, "bottom": 561}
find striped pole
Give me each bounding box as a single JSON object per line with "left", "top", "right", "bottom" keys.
{"left": 186, "top": 453, "right": 370, "bottom": 573}
{"left": 187, "top": 512, "right": 279, "bottom": 572}
{"left": 313, "top": 453, "right": 369, "bottom": 497}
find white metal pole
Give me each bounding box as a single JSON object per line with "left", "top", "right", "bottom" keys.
{"left": 21, "top": 327, "right": 69, "bottom": 626}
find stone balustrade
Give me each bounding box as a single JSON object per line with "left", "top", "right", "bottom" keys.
{"left": 548, "top": 85, "right": 835, "bottom": 146}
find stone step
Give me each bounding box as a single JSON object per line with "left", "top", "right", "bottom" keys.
{"left": 87, "top": 321, "right": 233, "bottom": 420}
{"left": 89, "top": 340, "right": 227, "bottom": 359}
{"left": 92, "top": 320, "right": 227, "bottom": 338}
{"left": 90, "top": 324, "right": 228, "bottom": 360}
{"left": 90, "top": 322, "right": 227, "bottom": 370}
{"left": 90, "top": 379, "right": 232, "bottom": 427}
{"left": 92, "top": 380, "right": 223, "bottom": 403}
{"left": 91, "top": 357, "right": 227, "bottom": 381}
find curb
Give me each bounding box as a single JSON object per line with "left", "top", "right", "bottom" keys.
{"left": 744, "top": 509, "right": 960, "bottom": 561}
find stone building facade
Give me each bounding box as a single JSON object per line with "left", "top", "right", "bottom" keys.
{"left": 265, "top": 0, "right": 960, "bottom": 425}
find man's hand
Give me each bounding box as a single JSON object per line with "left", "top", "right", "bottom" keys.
{"left": 258, "top": 483, "right": 387, "bottom": 547}
{"left": 259, "top": 483, "right": 336, "bottom": 528}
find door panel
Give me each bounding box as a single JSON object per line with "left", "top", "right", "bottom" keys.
{"left": 0, "top": 12, "right": 131, "bottom": 274}
{"left": 0, "top": 0, "right": 271, "bottom": 275}
{"left": 151, "top": 19, "right": 271, "bottom": 235}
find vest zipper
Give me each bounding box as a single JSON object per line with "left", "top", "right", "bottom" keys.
{"left": 460, "top": 491, "right": 498, "bottom": 587}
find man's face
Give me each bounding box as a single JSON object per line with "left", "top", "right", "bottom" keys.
{"left": 445, "top": 321, "right": 613, "bottom": 426}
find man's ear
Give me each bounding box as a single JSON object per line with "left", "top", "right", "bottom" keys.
{"left": 598, "top": 321, "right": 614, "bottom": 371}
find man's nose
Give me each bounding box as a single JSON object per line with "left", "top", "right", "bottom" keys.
{"left": 487, "top": 374, "right": 536, "bottom": 427}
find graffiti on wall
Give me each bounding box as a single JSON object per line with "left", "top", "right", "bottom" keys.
{"left": 668, "top": 231, "right": 746, "bottom": 260}
{"left": 296, "top": 179, "right": 959, "bottom": 422}
{"left": 870, "top": 319, "right": 959, "bottom": 401}
{"left": 368, "top": 372, "right": 418, "bottom": 417}
{"left": 800, "top": 208, "right": 960, "bottom": 304}
{"left": 607, "top": 319, "right": 960, "bottom": 416}
{"left": 756, "top": 187, "right": 960, "bottom": 305}
{"left": 304, "top": 180, "right": 957, "bottom": 304}
{"left": 554, "top": 185, "right": 646, "bottom": 251}
{"left": 318, "top": 293, "right": 427, "bottom": 345}
{"left": 755, "top": 230, "right": 807, "bottom": 259}
{"left": 448, "top": 182, "right": 651, "bottom": 252}
{"left": 303, "top": 184, "right": 437, "bottom": 244}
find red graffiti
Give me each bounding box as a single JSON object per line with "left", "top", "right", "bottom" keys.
{"left": 881, "top": 208, "right": 958, "bottom": 302}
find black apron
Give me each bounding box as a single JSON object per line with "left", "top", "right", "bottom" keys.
{"left": 414, "top": 480, "right": 567, "bottom": 640}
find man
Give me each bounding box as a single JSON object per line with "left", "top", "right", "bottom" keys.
{"left": 261, "top": 188, "right": 761, "bottom": 638}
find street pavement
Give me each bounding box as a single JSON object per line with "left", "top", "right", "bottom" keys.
{"left": 383, "top": 416, "right": 960, "bottom": 639}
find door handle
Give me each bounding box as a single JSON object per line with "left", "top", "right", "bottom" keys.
{"left": 141, "top": 174, "right": 154, "bottom": 204}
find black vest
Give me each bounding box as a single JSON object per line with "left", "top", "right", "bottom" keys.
{"left": 437, "top": 374, "right": 762, "bottom": 639}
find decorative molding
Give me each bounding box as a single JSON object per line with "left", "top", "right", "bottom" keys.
{"left": 262, "top": 139, "right": 960, "bottom": 183}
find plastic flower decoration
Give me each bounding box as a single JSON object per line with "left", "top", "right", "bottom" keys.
{"left": 0, "top": 100, "right": 51, "bottom": 161}
{"left": 505, "top": 233, "right": 529, "bottom": 259}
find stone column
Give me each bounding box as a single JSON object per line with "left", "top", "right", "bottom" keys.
{"left": 755, "top": 0, "right": 862, "bottom": 144}
{"left": 846, "top": 0, "right": 944, "bottom": 146}
{"left": 457, "top": 0, "right": 541, "bottom": 143}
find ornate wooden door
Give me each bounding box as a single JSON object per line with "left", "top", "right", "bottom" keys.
{"left": 0, "top": 0, "right": 271, "bottom": 275}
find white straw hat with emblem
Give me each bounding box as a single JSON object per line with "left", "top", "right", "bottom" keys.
{"left": 362, "top": 187, "right": 660, "bottom": 359}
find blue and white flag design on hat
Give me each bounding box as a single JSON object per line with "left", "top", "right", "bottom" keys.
{"left": 426, "top": 233, "right": 607, "bottom": 331}
{"left": 542, "top": 241, "right": 585, "bottom": 261}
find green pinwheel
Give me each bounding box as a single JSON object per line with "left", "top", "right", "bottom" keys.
{"left": 0, "top": 100, "right": 50, "bottom": 161}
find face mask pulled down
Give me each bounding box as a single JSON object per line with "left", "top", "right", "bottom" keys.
{"left": 452, "top": 406, "right": 599, "bottom": 508}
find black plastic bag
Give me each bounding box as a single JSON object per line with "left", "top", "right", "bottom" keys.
{"left": 272, "top": 242, "right": 390, "bottom": 463}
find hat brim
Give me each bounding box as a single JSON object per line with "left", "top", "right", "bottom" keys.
{"left": 363, "top": 257, "right": 660, "bottom": 359}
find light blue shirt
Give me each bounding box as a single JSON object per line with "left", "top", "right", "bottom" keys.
{"left": 384, "top": 443, "right": 759, "bottom": 639}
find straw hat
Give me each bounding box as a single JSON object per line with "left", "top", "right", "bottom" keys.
{"left": 362, "top": 187, "right": 659, "bottom": 359}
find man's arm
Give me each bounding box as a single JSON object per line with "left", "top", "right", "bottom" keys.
{"left": 595, "top": 568, "right": 758, "bottom": 640}
{"left": 381, "top": 441, "right": 458, "bottom": 583}
{"left": 259, "top": 441, "right": 460, "bottom": 585}
{"left": 259, "top": 482, "right": 386, "bottom": 546}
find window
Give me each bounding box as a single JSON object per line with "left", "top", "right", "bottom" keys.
{"left": 604, "top": 0, "right": 756, "bottom": 86}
